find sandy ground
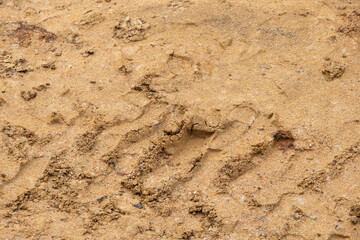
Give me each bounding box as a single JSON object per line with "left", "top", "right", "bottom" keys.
{"left": 1, "top": 0, "right": 360, "bottom": 239}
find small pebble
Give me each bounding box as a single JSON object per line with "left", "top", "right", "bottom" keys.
{"left": 351, "top": 216, "right": 358, "bottom": 225}
{"left": 133, "top": 203, "right": 145, "bottom": 209}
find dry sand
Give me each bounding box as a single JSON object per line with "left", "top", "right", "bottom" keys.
{"left": 1, "top": 0, "right": 360, "bottom": 239}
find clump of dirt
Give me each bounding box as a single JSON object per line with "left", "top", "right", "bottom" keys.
{"left": 0, "top": 98, "right": 6, "bottom": 107}
{"left": 20, "top": 90, "right": 37, "bottom": 101}
{"left": 41, "top": 60, "right": 56, "bottom": 70}
{"left": 273, "top": 130, "right": 295, "bottom": 150}
{"left": 0, "top": 50, "right": 13, "bottom": 77}
{"left": 114, "top": 16, "right": 150, "bottom": 42}
{"left": 338, "top": 11, "right": 360, "bottom": 36}
{"left": 322, "top": 58, "right": 346, "bottom": 81}
{"left": 131, "top": 74, "right": 160, "bottom": 99}
{"left": 0, "top": 51, "right": 33, "bottom": 77}
{"left": 48, "top": 112, "right": 66, "bottom": 125}
{"left": 188, "top": 191, "right": 220, "bottom": 227}
{"left": 350, "top": 204, "right": 360, "bottom": 224}
{"left": 33, "top": 83, "right": 50, "bottom": 92}
{"left": 20, "top": 83, "right": 51, "bottom": 101}
{"left": 118, "top": 64, "right": 133, "bottom": 75}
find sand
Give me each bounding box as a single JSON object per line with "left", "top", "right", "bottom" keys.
{"left": 1, "top": 0, "right": 360, "bottom": 239}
